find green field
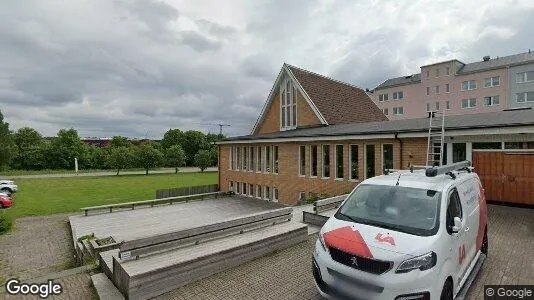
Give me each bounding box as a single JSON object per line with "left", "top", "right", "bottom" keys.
{"left": 0, "top": 168, "right": 171, "bottom": 177}
{"left": 2, "top": 172, "right": 218, "bottom": 219}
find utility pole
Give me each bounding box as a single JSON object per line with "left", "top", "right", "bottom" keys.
{"left": 200, "top": 123, "right": 231, "bottom": 136}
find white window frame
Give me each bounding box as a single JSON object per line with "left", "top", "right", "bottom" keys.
{"left": 484, "top": 95, "right": 500, "bottom": 107}
{"left": 322, "top": 144, "right": 330, "bottom": 179}
{"left": 516, "top": 71, "right": 534, "bottom": 84}
{"left": 435, "top": 102, "right": 440, "bottom": 111}
{"left": 446, "top": 101, "right": 451, "bottom": 110}
{"left": 393, "top": 107, "right": 404, "bottom": 115}
{"left": 446, "top": 67, "right": 450, "bottom": 75}
{"left": 298, "top": 145, "right": 306, "bottom": 177}
{"left": 310, "top": 145, "right": 318, "bottom": 178}
{"left": 255, "top": 185, "right": 262, "bottom": 199}
{"left": 236, "top": 182, "right": 241, "bottom": 194}
{"left": 383, "top": 108, "right": 388, "bottom": 115}
{"left": 228, "top": 147, "right": 233, "bottom": 170}
{"left": 445, "top": 83, "right": 450, "bottom": 93}
{"left": 273, "top": 188, "right": 279, "bottom": 202}
{"left": 461, "top": 98, "right": 477, "bottom": 109}
{"left": 484, "top": 76, "right": 500, "bottom": 88}
{"left": 382, "top": 143, "right": 394, "bottom": 171}
{"left": 229, "top": 181, "right": 233, "bottom": 192}
{"left": 393, "top": 91, "right": 403, "bottom": 100}
{"left": 461, "top": 80, "right": 477, "bottom": 91}
{"left": 256, "top": 146, "right": 262, "bottom": 173}
{"left": 435, "top": 85, "right": 440, "bottom": 94}
{"left": 516, "top": 92, "right": 534, "bottom": 103}
{"left": 378, "top": 93, "right": 389, "bottom": 102}
{"left": 249, "top": 183, "right": 254, "bottom": 197}
{"left": 264, "top": 146, "right": 271, "bottom": 173}
{"left": 264, "top": 186, "right": 270, "bottom": 201}
{"left": 249, "top": 146, "right": 254, "bottom": 172}
{"left": 298, "top": 191, "right": 306, "bottom": 203}
{"left": 242, "top": 146, "right": 247, "bottom": 172}
{"left": 280, "top": 77, "right": 297, "bottom": 130}
{"left": 349, "top": 144, "right": 359, "bottom": 181}
{"left": 242, "top": 182, "right": 247, "bottom": 195}
{"left": 334, "top": 144, "right": 344, "bottom": 180}
{"left": 273, "top": 146, "right": 279, "bottom": 175}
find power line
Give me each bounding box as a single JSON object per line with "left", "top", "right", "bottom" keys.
{"left": 200, "top": 123, "right": 231, "bottom": 135}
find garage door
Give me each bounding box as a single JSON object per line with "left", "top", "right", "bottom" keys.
{"left": 472, "top": 151, "right": 534, "bottom": 205}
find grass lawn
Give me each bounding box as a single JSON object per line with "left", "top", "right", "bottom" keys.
{"left": 2, "top": 172, "right": 218, "bottom": 219}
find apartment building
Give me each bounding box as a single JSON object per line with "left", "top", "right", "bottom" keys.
{"left": 373, "top": 51, "right": 534, "bottom": 120}
{"left": 218, "top": 63, "right": 534, "bottom": 206}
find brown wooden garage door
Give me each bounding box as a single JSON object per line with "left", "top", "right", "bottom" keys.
{"left": 473, "top": 151, "right": 534, "bottom": 205}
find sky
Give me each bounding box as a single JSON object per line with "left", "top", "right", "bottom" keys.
{"left": 1, "top": 0, "right": 534, "bottom": 138}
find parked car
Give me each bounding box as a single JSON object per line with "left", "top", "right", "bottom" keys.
{"left": 313, "top": 161, "right": 488, "bottom": 300}
{"left": 0, "top": 193, "right": 13, "bottom": 208}
{"left": 0, "top": 179, "right": 18, "bottom": 195}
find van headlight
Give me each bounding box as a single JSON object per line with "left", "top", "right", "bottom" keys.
{"left": 396, "top": 252, "right": 436, "bottom": 273}
{"left": 318, "top": 233, "right": 327, "bottom": 252}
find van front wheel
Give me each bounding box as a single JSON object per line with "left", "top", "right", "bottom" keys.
{"left": 440, "top": 279, "right": 453, "bottom": 300}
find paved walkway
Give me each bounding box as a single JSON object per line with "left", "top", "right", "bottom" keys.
{"left": 157, "top": 205, "right": 534, "bottom": 300}
{"left": 2, "top": 167, "right": 217, "bottom": 179}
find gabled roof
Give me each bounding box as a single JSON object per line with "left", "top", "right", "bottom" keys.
{"left": 251, "top": 64, "right": 387, "bottom": 134}
{"left": 225, "top": 108, "right": 534, "bottom": 142}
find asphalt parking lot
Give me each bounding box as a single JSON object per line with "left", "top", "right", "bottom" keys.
{"left": 157, "top": 204, "right": 534, "bottom": 300}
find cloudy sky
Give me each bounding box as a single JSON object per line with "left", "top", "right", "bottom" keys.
{"left": 1, "top": 0, "right": 534, "bottom": 138}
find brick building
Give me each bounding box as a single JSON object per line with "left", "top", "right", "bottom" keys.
{"left": 218, "top": 64, "right": 534, "bottom": 206}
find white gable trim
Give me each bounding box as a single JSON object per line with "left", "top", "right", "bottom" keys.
{"left": 250, "top": 64, "right": 328, "bottom": 134}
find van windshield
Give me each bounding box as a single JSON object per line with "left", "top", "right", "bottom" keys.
{"left": 335, "top": 184, "right": 441, "bottom": 236}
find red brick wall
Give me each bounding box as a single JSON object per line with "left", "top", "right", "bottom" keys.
{"left": 219, "top": 138, "right": 427, "bottom": 205}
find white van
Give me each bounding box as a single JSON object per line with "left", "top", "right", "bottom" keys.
{"left": 313, "top": 161, "right": 488, "bottom": 300}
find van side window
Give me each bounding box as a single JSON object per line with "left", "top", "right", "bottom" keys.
{"left": 446, "top": 189, "right": 462, "bottom": 234}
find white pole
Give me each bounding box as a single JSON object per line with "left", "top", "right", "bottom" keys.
{"left": 75, "top": 158, "right": 78, "bottom": 174}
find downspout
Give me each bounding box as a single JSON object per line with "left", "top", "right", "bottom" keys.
{"left": 395, "top": 132, "right": 403, "bottom": 169}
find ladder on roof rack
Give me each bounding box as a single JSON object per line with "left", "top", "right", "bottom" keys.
{"left": 426, "top": 110, "right": 445, "bottom": 167}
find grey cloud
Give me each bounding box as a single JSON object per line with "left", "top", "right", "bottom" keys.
{"left": 179, "top": 31, "right": 222, "bottom": 52}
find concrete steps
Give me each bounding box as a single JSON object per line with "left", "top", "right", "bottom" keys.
{"left": 91, "top": 273, "right": 124, "bottom": 300}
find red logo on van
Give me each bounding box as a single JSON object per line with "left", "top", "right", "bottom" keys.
{"left": 375, "top": 233, "right": 395, "bottom": 246}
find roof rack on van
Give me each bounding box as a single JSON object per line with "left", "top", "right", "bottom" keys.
{"left": 425, "top": 161, "right": 472, "bottom": 179}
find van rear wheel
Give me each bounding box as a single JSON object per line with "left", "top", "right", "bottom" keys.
{"left": 440, "top": 280, "right": 453, "bottom": 300}
{"left": 481, "top": 228, "right": 488, "bottom": 255}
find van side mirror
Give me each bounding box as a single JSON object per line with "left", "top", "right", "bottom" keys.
{"left": 451, "top": 217, "right": 462, "bottom": 233}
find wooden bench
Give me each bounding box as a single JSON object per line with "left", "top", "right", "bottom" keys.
{"left": 80, "top": 191, "right": 225, "bottom": 216}
{"left": 106, "top": 207, "right": 308, "bottom": 299}
{"left": 117, "top": 207, "right": 293, "bottom": 260}
{"left": 302, "top": 194, "right": 348, "bottom": 226}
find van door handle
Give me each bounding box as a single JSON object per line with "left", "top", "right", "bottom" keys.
{"left": 465, "top": 227, "right": 469, "bottom": 232}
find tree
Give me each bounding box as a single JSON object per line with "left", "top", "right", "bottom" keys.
{"left": 110, "top": 136, "right": 130, "bottom": 148}
{"left": 107, "top": 146, "right": 133, "bottom": 175}
{"left": 13, "top": 127, "right": 44, "bottom": 170}
{"left": 208, "top": 147, "right": 218, "bottom": 167}
{"left": 82, "top": 145, "right": 110, "bottom": 170}
{"left": 134, "top": 143, "right": 164, "bottom": 175}
{"left": 194, "top": 149, "right": 211, "bottom": 172}
{"left": 165, "top": 145, "right": 187, "bottom": 173}
{"left": 161, "top": 129, "right": 184, "bottom": 150}
{"left": 0, "top": 110, "right": 17, "bottom": 170}
{"left": 47, "top": 129, "right": 85, "bottom": 169}
{"left": 182, "top": 130, "right": 209, "bottom": 166}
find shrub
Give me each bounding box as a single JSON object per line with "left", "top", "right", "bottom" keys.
{"left": 0, "top": 214, "right": 12, "bottom": 234}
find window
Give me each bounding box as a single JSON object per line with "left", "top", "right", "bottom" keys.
{"left": 461, "top": 98, "right": 476, "bottom": 108}
{"left": 516, "top": 92, "right": 534, "bottom": 103}
{"left": 335, "top": 145, "right": 344, "bottom": 179}
{"left": 393, "top": 107, "right": 404, "bottom": 115}
{"left": 265, "top": 146, "right": 271, "bottom": 173}
{"left": 446, "top": 101, "right": 451, "bottom": 110}
{"left": 322, "top": 145, "right": 330, "bottom": 178}
{"left": 229, "top": 181, "right": 233, "bottom": 192}
{"left": 264, "top": 186, "right": 270, "bottom": 201}
{"left": 445, "top": 83, "right": 450, "bottom": 93}
{"left": 273, "top": 146, "right": 279, "bottom": 174}
{"left": 452, "top": 143, "right": 466, "bottom": 162}
{"left": 446, "top": 67, "right": 450, "bottom": 75}
{"left": 243, "top": 182, "right": 247, "bottom": 195}
{"left": 257, "top": 146, "right": 262, "bottom": 172}
{"left": 298, "top": 192, "right": 306, "bottom": 203}
{"left": 249, "top": 184, "right": 254, "bottom": 197}
{"left": 243, "top": 147, "right": 247, "bottom": 171}
{"left": 256, "top": 185, "right": 261, "bottom": 198}
{"left": 484, "top": 96, "right": 500, "bottom": 106}
{"left": 299, "top": 145, "right": 306, "bottom": 176}
{"left": 280, "top": 78, "right": 297, "bottom": 130}
{"left": 382, "top": 144, "right": 393, "bottom": 171}
{"left": 236, "top": 182, "right": 241, "bottom": 194}
{"left": 484, "top": 76, "right": 500, "bottom": 87}
{"left": 446, "top": 189, "right": 463, "bottom": 234}
{"left": 435, "top": 102, "right": 440, "bottom": 111}
{"left": 435, "top": 68, "right": 440, "bottom": 77}
{"left": 249, "top": 147, "right": 254, "bottom": 171}
{"left": 229, "top": 147, "right": 233, "bottom": 170}
{"left": 378, "top": 93, "right": 389, "bottom": 102}
{"left": 426, "top": 103, "right": 431, "bottom": 112}
{"left": 461, "top": 80, "right": 477, "bottom": 91}
{"left": 426, "top": 70, "right": 429, "bottom": 78}
{"left": 435, "top": 86, "right": 440, "bottom": 94}
{"left": 273, "top": 188, "right": 279, "bottom": 202}
{"left": 310, "top": 145, "right": 318, "bottom": 177}
{"left": 349, "top": 145, "right": 359, "bottom": 180}
{"left": 426, "top": 87, "right": 430, "bottom": 95}
{"left": 383, "top": 108, "right": 388, "bottom": 115}
{"left": 236, "top": 147, "right": 241, "bottom": 170}
{"left": 473, "top": 142, "right": 501, "bottom": 150}
{"left": 393, "top": 91, "right": 404, "bottom": 100}
{"left": 516, "top": 71, "right": 534, "bottom": 83}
